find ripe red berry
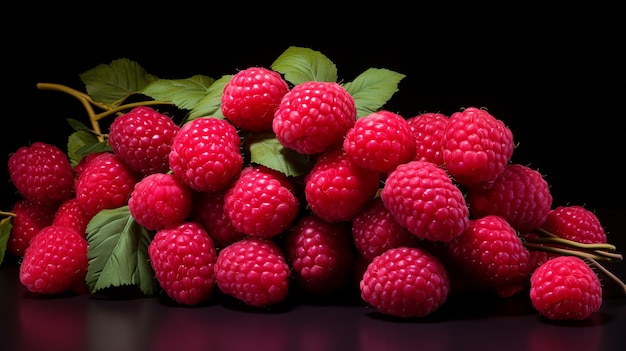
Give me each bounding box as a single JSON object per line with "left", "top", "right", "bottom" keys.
{"left": 273, "top": 81, "right": 356, "bottom": 155}
{"left": 215, "top": 237, "right": 290, "bottom": 308}
{"left": 189, "top": 190, "right": 245, "bottom": 249}
{"left": 406, "top": 112, "right": 448, "bottom": 166}
{"left": 381, "top": 160, "right": 469, "bottom": 242}
{"left": 541, "top": 205, "right": 607, "bottom": 244}
{"left": 7, "top": 198, "right": 57, "bottom": 257}
{"left": 530, "top": 256, "right": 602, "bottom": 320}
{"left": 52, "top": 197, "right": 91, "bottom": 237}
{"left": 221, "top": 66, "right": 290, "bottom": 132}
{"left": 148, "top": 222, "right": 218, "bottom": 305}
{"left": 360, "top": 246, "right": 450, "bottom": 318}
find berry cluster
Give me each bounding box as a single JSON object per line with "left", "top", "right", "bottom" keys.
{"left": 1, "top": 47, "right": 623, "bottom": 321}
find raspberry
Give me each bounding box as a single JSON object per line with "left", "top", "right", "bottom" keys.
{"left": 223, "top": 165, "right": 299, "bottom": 238}
{"left": 442, "top": 107, "right": 514, "bottom": 186}
{"left": 406, "top": 112, "right": 448, "bottom": 166}
{"left": 189, "top": 190, "right": 245, "bottom": 249}
{"left": 148, "top": 222, "right": 218, "bottom": 305}
{"left": 19, "top": 225, "right": 89, "bottom": 294}
{"left": 380, "top": 160, "right": 469, "bottom": 241}
{"left": 75, "top": 152, "right": 140, "bottom": 218}
{"left": 342, "top": 110, "right": 415, "bottom": 174}
{"left": 8, "top": 141, "right": 74, "bottom": 206}
{"left": 215, "top": 237, "right": 290, "bottom": 308}
{"left": 351, "top": 197, "right": 418, "bottom": 261}
{"left": 283, "top": 214, "right": 355, "bottom": 296}
{"left": 360, "top": 246, "right": 450, "bottom": 318}
{"left": 273, "top": 81, "right": 356, "bottom": 155}
{"left": 168, "top": 117, "right": 243, "bottom": 193}
{"left": 529, "top": 256, "right": 602, "bottom": 320}
{"left": 221, "top": 66, "right": 290, "bottom": 132}
{"left": 304, "top": 148, "right": 380, "bottom": 223}
{"left": 7, "top": 198, "right": 57, "bottom": 257}
{"left": 128, "top": 173, "right": 193, "bottom": 231}
{"left": 467, "top": 163, "right": 553, "bottom": 234}
{"left": 108, "top": 106, "right": 181, "bottom": 176}
{"left": 446, "top": 215, "right": 532, "bottom": 297}
{"left": 52, "top": 197, "right": 91, "bottom": 236}
{"left": 541, "top": 205, "right": 607, "bottom": 244}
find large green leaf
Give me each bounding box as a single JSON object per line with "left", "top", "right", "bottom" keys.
{"left": 85, "top": 206, "right": 158, "bottom": 296}
{"left": 141, "top": 75, "right": 216, "bottom": 111}
{"left": 343, "top": 68, "right": 406, "bottom": 118}
{"left": 271, "top": 46, "right": 338, "bottom": 85}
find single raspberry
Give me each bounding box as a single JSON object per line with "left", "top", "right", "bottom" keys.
{"left": 189, "top": 190, "right": 245, "bottom": 249}
{"left": 283, "top": 214, "right": 355, "bottom": 296}
{"left": 8, "top": 141, "right": 74, "bottom": 206}
{"left": 72, "top": 151, "right": 105, "bottom": 190}
{"left": 215, "top": 237, "right": 290, "bottom": 308}
{"left": 223, "top": 165, "right": 299, "bottom": 238}
{"left": 360, "top": 246, "right": 450, "bottom": 318}
{"left": 529, "top": 256, "right": 602, "bottom": 320}
{"left": 221, "top": 66, "right": 290, "bottom": 132}
{"left": 148, "top": 222, "right": 218, "bottom": 305}
{"left": 406, "top": 112, "right": 448, "bottom": 166}
{"left": 273, "top": 81, "right": 356, "bottom": 155}
{"left": 342, "top": 110, "right": 415, "bottom": 174}
{"left": 442, "top": 107, "right": 514, "bottom": 186}
{"left": 541, "top": 205, "right": 607, "bottom": 244}
{"left": 75, "top": 152, "right": 140, "bottom": 218}
{"left": 380, "top": 160, "right": 469, "bottom": 241}
{"left": 128, "top": 173, "right": 193, "bottom": 231}
{"left": 52, "top": 197, "right": 91, "bottom": 236}
{"left": 467, "top": 163, "right": 553, "bottom": 234}
{"left": 304, "top": 148, "right": 380, "bottom": 223}
{"left": 19, "top": 225, "right": 89, "bottom": 294}
{"left": 351, "top": 197, "right": 418, "bottom": 261}
{"left": 168, "top": 117, "right": 243, "bottom": 193}
{"left": 7, "top": 198, "right": 57, "bottom": 257}
{"left": 446, "top": 215, "right": 532, "bottom": 297}
{"left": 108, "top": 106, "right": 181, "bottom": 176}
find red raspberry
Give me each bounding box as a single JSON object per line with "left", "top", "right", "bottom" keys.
{"left": 215, "top": 237, "right": 290, "bottom": 308}
{"left": 7, "top": 198, "right": 57, "bottom": 257}
{"left": 467, "top": 163, "right": 553, "bottom": 234}
{"left": 283, "top": 214, "right": 355, "bottom": 296}
{"left": 342, "top": 110, "right": 415, "bottom": 174}
{"left": 128, "top": 173, "right": 193, "bottom": 231}
{"left": 75, "top": 152, "right": 140, "bottom": 218}
{"left": 148, "top": 222, "right": 218, "bottom": 305}
{"left": 72, "top": 151, "right": 105, "bottom": 190}
{"left": 8, "top": 141, "right": 74, "bottom": 206}
{"left": 541, "top": 205, "right": 607, "bottom": 244}
{"left": 442, "top": 107, "right": 514, "bottom": 186}
{"left": 221, "top": 66, "right": 290, "bottom": 132}
{"left": 273, "top": 81, "right": 356, "bottom": 155}
{"left": 168, "top": 117, "right": 243, "bottom": 193}
{"left": 360, "top": 246, "right": 450, "bottom": 318}
{"left": 108, "top": 106, "right": 180, "bottom": 176}
{"left": 223, "top": 165, "right": 299, "bottom": 238}
{"left": 406, "top": 112, "right": 448, "bottom": 166}
{"left": 380, "top": 160, "right": 469, "bottom": 242}
{"left": 304, "top": 148, "right": 380, "bottom": 222}
{"left": 52, "top": 197, "right": 91, "bottom": 236}
{"left": 446, "top": 215, "right": 532, "bottom": 297}
{"left": 189, "top": 190, "right": 245, "bottom": 249}
{"left": 530, "top": 256, "right": 602, "bottom": 320}
{"left": 351, "top": 197, "right": 418, "bottom": 262}
{"left": 19, "top": 225, "right": 89, "bottom": 294}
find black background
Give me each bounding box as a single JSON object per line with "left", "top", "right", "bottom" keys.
{"left": 2, "top": 2, "right": 624, "bottom": 213}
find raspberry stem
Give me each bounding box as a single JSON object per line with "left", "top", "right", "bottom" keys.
{"left": 588, "top": 257, "right": 626, "bottom": 295}
{"left": 523, "top": 227, "right": 623, "bottom": 262}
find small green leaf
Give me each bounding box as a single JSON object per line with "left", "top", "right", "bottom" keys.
{"left": 185, "top": 75, "right": 232, "bottom": 121}
{"left": 271, "top": 46, "right": 338, "bottom": 85}
{"left": 247, "top": 132, "right": 313, "bottom": 177}
{"left": 67, "top": 118, "right": 92, "bottom": 132}
{"left": 141, "top": 75, "right": 216, "bottom": 111}
{"left": 85, "top": 206, "right": 158, "bottom": 296}
{"left": 79, "top": 58, "right": 159, "bottom": 105}
{"left": 343, "top": 68, "right": 406, "bottom": 118}
{"left": 67, "top": 131, "right": 109, "bottom": 167}
{"left": 0, "top": 216, "right": 12, "bottom": 265}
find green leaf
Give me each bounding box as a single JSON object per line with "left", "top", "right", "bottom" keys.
{"left": 79, "top": 58, "right": 159, "bottom": 105}
{"left": 67, "top": 130, "right": 109, "bottom": 167}
{"left": 67, "top": 118, "right": 92, "bottom": 132}
{"left": 0, "top": 216, "right": 12, "bottom": 265}
{"left": 85, "top": 206, "right": 158, "bottom": 296}
{"left": 247, "top": 132, "right": 313, "bottom": 177}
{"left": 185, "top": 75, "right": 231, "bottom": 121}
{"left": 141, "top": 75, "right": 216, "bottom": 111}
{"left": 343, "top": 68, "right": 406, "bottom": 118}
{"left": 271, "top": 46, "right": 338, "bottom": 85}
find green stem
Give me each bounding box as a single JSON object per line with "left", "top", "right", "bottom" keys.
{"left": 524, "top": 242, "right": 622, "bottom": 262}
{"left": 588, "top": 258, "right": 626, "bottom": 295}
{"left": 0, "top": 211, "right": 16, "bottom": 217}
